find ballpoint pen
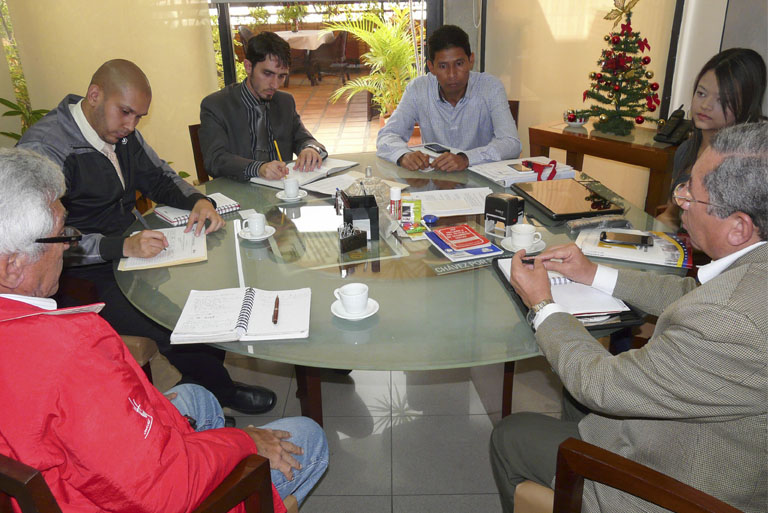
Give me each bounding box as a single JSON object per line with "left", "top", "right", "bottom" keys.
{"left": 133, "top": 208, "right": 167, "bottom": 251}
{"left": 272, "top": 295, "right": 280, "bottom": 324}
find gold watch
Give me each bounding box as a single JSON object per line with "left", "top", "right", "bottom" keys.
{"left": 526, "top": 299, "right": 555, "bottom": 327}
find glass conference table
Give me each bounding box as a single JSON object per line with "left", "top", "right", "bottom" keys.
{"left": 116, "top": 152, "right": 677, "bottom": 426}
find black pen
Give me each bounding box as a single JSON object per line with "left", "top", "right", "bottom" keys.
{"left": 272, "top": 295, "right": 279, "bottom": 324}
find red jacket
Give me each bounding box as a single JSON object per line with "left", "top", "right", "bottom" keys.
{"left": 0, "top": 298, "right": 286, "bottom": 513}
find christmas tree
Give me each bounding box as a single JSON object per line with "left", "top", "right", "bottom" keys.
{"left": 577, "top": 0, "right": 660, "bottom": 136}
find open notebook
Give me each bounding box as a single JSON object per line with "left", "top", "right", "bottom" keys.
{"left": 249, "top": 158, "right": 357, "bottom": 189}
{"left": 493, "top": 257, "right": 643, "bottom": 330}
{"left": 170, "top": 287, "right": 311, "bottom": 343}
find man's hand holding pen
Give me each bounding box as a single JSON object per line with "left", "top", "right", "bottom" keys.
{"left": 123, "top": 230, "right": 168, "bottom": 258}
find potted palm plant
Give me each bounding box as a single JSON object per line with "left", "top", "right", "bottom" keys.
{"left": 325, "top": 6, "right": 423, "bottom": 120}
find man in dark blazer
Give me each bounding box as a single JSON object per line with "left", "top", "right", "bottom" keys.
{"left": 492, "top": 122, "right": 767, "bottom": 513}
{"left": 199, "top": 31, "right": 327, "bottom": 181}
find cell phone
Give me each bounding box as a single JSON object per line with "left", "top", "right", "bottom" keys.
{"left": 424, "top": 143, "right": 450, "bottom": 154}
{"left": 599, "top": 231, "right": 653, "bottom": 247}
{"left": 509, "top": 163, "right": 534, "bottom": 173}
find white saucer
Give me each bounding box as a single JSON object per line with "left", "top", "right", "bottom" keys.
{"left": 331, "top": 298, "right": 379, "bottom": 320}
{"left": 500, "top": 238, "right": 546, "bottom": 254}
{"left": 276, "top": 190, "right": 307, "bottom": 202}
{"left": 238, "top": 225, "right": 276, "bottom": 242}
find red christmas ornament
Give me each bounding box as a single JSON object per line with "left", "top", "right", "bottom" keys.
{"left": 642, "top": 56, "right": 651, "bottom": 65}
{"left": 611, "top": 35, "right": 621, "bottom": 44}
{"left": 650, "top": 82, "right": 660, "bottom": 91}
{"left": 635, "top": 116, "right": 645, "bottom": 124}
{"left": 613, "top": 84, "right": 621, "bottom": 91}
{"left": 595, "top": 73, "right": 603, "bottom": 80}
{"left": 567, "top": 113, "right": 577, "bottom": 122}
{"left": 648, "top": 104, "right": 657, "bottom": 112}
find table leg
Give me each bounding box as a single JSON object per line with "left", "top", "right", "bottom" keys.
{"left": 295, "top": 365, "right": 323, "bottom": 426}
{"left": 644, "top": 166, "right": 671, "bottom": 215}
{"left": 501, "top": 361, "right": 516, "bottom": 418}
{"left": 529, "top": 143, "right": 549, "bottom": 158}
{"left": 565, "top": 151, "right": 584, "bottom": 171}
{"left": 303, "top": 50, "right": 316, "bottom": 86}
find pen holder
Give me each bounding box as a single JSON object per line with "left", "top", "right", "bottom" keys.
{"left": 339, "top": 224, "right": 367, "bottom": 253}
{"left": 343, "top": 194, "right": 379, "bottom": 241}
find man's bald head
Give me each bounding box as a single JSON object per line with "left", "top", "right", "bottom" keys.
{"left": 89, "top": 59, "right": 152, "bottom": 99}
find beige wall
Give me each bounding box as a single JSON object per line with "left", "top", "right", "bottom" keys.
{"left": 7, "top": 0, "right": 218, "bottom": 178}
{"left": 485, "top": 0, "right": 677, "bottom": 207}
{"left": 0, "top": 52, "right": 19, "bottom": 149}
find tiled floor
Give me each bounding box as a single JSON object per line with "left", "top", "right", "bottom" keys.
{"left": 285, "top": 70, "right": 381, "bottom": 154}
{"left": 222, "top": 354, "right": 564, "bottom": 512}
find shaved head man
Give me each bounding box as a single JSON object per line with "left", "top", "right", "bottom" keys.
{"left": 17, "top": 59, "right": 278, "bottom": 415}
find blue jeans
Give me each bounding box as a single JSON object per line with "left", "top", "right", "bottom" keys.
{"left": 168, "top": 384, "right": 328, "bottom": 505}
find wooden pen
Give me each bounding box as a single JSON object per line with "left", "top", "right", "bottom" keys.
{"left": 272, "top": 295, "right": 279, "bottom": 324}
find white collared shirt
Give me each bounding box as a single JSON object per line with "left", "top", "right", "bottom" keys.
{"left": 532, "top": 241, "right": 766, "bottom": 330}
{"left": 69, "top": 99, "right": 125, "bottom": 187}
{"left": 0, "top": 294, "right": 57, "bottom": 311}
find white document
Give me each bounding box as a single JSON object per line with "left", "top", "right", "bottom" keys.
{"left": 405, "top": 187, "right": 493, "bottom": 216}
{"left": 249, "top": 158, "right": 358, "bottom": 189}
{"left": 469, "top": 157, "right": 575, "bottom": 187}
{"left": 118, "top": 227, "right": 207, "bottom": 271}
{"left": 171, "top": 287, "right": 312, "bottom": 344}
{"left": 301, "top": 170, "right": 409, "bottom": 196}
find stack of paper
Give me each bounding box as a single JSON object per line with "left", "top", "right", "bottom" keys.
{"left": 469, "top": 157, "right": 575, "bottom": 187}
{"left": 405, "top": 187, "right": 493, "bottom": 217}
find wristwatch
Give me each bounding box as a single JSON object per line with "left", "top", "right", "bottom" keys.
{"left": 526, "top": 299, "right": 555, "bottom": 328}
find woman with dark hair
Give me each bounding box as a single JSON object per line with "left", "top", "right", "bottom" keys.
{"left": 658, "top": 47, "right": 766, "bottom": 228}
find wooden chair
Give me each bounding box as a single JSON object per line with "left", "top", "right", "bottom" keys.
{"left": 508, "top": 99, "right": 520, "bottom": 126}
{"left": 189, "top": 123, "right": 209, "bottom": 185}
{"left": 0, "top": 452, "right": 298, "bottom": 513}
{"left": 514, "top": 438, "right": 743, "bottom": 513}
{"left": 309, "top": 31, "right": 350, "bottom": 85}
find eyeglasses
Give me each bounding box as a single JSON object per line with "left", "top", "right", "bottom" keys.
{"left": 672, "top": 181, "right": 727, "bottom": 211}
{"left": 35, "top": 226, "right": 82, "bottom": 246}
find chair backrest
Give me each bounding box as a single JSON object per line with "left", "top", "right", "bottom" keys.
{"left": 0, "top": 454, "right": 62, "bottom": 513}
{"left": 188, "top": 123, "right": 209, "bottom": 185}
{"left": 508, "top": 100, "right": 520, "bottom": 126}
{"left": 553, "top": 438, "right": 743, "bottom": 513}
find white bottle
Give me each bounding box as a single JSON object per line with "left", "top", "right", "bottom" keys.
{"left": 389, "top": 187, "right": 402, "bottom": 220}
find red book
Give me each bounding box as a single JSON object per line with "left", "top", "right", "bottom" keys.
{"left": 432, "top": 224, "right": 491, "bottom": 250}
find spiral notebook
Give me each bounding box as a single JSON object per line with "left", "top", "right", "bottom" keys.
{"left": 155, "top": 193, "right": 241, "bottom": 226}
{"left": 493, "top": 257, "right": 643, "bottom": 330}
{"left": 170, "top": 287, "right": 311, "bottom": 344}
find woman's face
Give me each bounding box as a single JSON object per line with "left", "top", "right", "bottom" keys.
{"left": 691, "top": 69, "right": 736, "bottom": 131}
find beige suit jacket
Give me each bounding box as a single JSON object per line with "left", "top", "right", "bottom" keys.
{"left": 536, "top": 243, "right": 767, "bottom": 512}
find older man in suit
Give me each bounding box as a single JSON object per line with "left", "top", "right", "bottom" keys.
{"left": 491, "top": 122, "right": 767, "bottom": 513}
{"left": 199, "top": 31, "right": 326, "bottom": 181}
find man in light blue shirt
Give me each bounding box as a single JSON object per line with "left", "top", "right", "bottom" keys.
{"left": 377, "top": 25, "right": 521, "bottom": 172}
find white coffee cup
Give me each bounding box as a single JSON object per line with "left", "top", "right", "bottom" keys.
{"left": 283, "top": 177, "right": 300, "bottom": 199}
{"left": 333, "top": 283, "right": 369, "bottom": 314}
{"left": 510, "top": 223, "right": 542, "bottom": 250}
{"left": 242, "top": 213, "right": 266, "bottom": 237}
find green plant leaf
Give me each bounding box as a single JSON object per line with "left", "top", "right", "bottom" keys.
{"left": 0, "top": 97, "right": 21, "bottom": 110}
{"left": 0, "top": 131, "right": 22, "bottom": 140}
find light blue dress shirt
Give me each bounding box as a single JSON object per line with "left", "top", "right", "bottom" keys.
{"left": 376, "top": 71, "right": 521, "bottom": 166}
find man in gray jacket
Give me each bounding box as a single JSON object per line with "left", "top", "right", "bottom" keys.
{"left": 200, "top": 31, "right": 326, "bottom": 181}
{"left": 491, "top": 122, "right": 767, "bottom": 512}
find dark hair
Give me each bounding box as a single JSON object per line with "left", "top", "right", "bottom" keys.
{"left": 678, "top": 48, "right": 767, "bottom": 178}
{"left": 427, "top": 25, "right": 471, "bottom": 62}
{"left": 246, "top": 32, "right": 291, "bottom": 69}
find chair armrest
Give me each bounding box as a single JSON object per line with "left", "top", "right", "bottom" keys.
{"left": 0, "top": 454, "right": 62, "bottom": 513}
{"left": 553, "top": 438, "right": 742, "bottom": 513}
{"left": 192, "top": 454, "right": 274, "bottom": 513}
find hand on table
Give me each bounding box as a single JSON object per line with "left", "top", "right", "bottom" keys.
{"left": 294, "top": 148, "right": 322, "bottom": 172}
{"left": 123, "top": 230, "right": 168, "bottom": 258}
{"left": 398, "top": 151, "right": 432, "bottom": 171}
{"left": 259, "top": 161, "right": 290, "bottom": 180}
{"left": 508, "top": 250, "right": 553, "bottom": 308}
{"left": 244, "top": 426, "right": 303, "bottom": 480}
{"left": 537, "top": 243, "right": 598, "bottom": 285}
{"left": 431, "top": 152, "right": 469, "bottom": 172}
{"left": 185, "top": 198, "right": 225, "bottom": 236}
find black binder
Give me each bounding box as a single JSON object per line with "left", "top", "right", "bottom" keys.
{"left": 491, "top": 257, "right": 645, "bottom": 332}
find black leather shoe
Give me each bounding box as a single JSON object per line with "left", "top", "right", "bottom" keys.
{"left": 224, "top": 415, "right": 236, "bottom": 428}
{"left": 222, "top": 382, "right": 277, "bottom": 415}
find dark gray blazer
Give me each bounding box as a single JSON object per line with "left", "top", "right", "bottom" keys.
{"left": 199, "top": 82, "right": 325, "bottom": 181}
{"left": 537, "top": 243, "right": 768, "bottom": 512}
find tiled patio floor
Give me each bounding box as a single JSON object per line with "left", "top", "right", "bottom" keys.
{"left": 286, "top": 70, "right": 381, "bottom": 154}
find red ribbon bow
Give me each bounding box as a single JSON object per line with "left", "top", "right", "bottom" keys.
{"left": 638, "top": 38, "right": 650, "bottom": 52}
{"left": 646, "top": 93, "right": 660, "bottom": 109}
{"left": 620, "top": 22, "right": 632, "bottom": 35}
{"left": 523, "top": 160, "right": 558, "bottom": 181}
